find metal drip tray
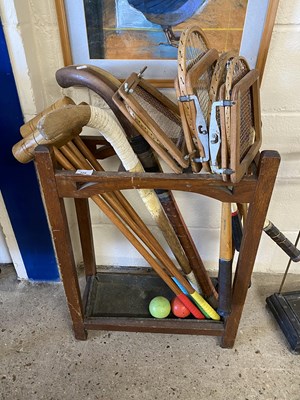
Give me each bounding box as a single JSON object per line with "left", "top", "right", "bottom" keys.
{"left": 266, "top": 291, "right": 300, "bottom": 354}
{"left": 84, "top": 267, "right": 174, "bottom": 318}
{"left": 82, "top": 267, "right": 223, "bottom": 336}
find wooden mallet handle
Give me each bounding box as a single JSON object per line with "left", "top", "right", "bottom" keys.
{"left": 12, "top": 105, "right": 90, "bottom": 163}
{"left": 20, "top": 97, "right": 75, "bottom": 138}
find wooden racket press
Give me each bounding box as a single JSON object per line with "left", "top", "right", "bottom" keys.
{"left": 33, "top": 139, "right": 280, "bottom": 348}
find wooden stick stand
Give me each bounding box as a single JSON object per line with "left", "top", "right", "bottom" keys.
{"left": 34, "top": 141, "right": 280, "bottom": 348}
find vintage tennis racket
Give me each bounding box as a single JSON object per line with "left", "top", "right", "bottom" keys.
{"left": 179, "top": 48, "right": 219, "bottom": 172}
{"left": 207, "top": 51, "right": 236, "bottom": 176}
{"left": 218, "top": 56, "right": 262, "bottom": 183}
{"left": 207, "top": 51, "right": 244, "bottom": 257}
{"left": 175, "top": 25, "right": 209, "bottom": 172}
{"left": 113, "top": 71, "right": 188, "bottom": 173}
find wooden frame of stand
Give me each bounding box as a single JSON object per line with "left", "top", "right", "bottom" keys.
{"left": 33, "top": 137, "right": 280, "bottom": 348}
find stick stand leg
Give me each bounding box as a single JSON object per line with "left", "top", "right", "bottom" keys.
{"left": 35, "top": 145, "right": 87, "bottom": 340}
{"left": 75, "top": 198, "right": 96, "bottom": 279}
{"left": 221, "top": 151, "right": 280, "bottom": 348}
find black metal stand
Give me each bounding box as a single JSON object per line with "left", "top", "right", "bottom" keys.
{"left": 266, "top": 231, "right": 300, "bottom": 354}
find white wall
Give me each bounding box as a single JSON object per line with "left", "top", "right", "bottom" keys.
{"left": 0, "top": 0, "right": 299, "bottom": 275}
{"left": 259, "top": 0, "right": 300, "bottom": 274}
{"left": 0, "top": 226, "right": 12, "bottom": 264}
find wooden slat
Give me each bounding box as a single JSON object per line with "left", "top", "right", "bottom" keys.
{"left": 256, "top": 0, "right": 279, "bottom": 83}
{"left": 54, "top": 169, "right": 257, "bottom": 203}
{"left": 84, "top": 318, "right": 224, "bottom": 336}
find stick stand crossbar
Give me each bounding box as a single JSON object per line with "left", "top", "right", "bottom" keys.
{"left": 34, "top": 138, "right": 280, "bottom": 348}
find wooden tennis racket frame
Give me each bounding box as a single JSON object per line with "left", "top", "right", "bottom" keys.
{"left": 114, "top": 73, "right": 188, "bottom": 173}
{"left": 216, "top": 62, "right": 262, "bottom": 184}
{"left": 33, "top": 139, "right": 280, "bottom": 348}
{"left": 229, "top": 71, "right": 262, "bottom": 183}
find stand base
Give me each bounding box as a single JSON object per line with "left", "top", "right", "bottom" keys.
{"left": 266, "top": 292, "right": 300, "bottom": 354}
{"left": 81, "top": 267, "right": 224, "bottom": 336}
{"left": 85, "top": 267, "right": 174, "bottom": 318}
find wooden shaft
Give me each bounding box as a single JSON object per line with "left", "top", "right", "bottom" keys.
{"left": 91, "top": 195, "right": 181, "bottom": 295}
{"left": 60, "top": 143, "right": 140, "bottom": 226}
{"left": 59, "top": 144, "right": 193, "bottom": 290}
{"left": 73, "top": 136, "right": 194, "bottom": 278}
{"left": 64, "top": 141, "right": 162, "bottom": 244}
{"left": 54, "top": 148, "right": 182, "bottom": 295}
{"left": 53, "top": 147, "right": 73, "bottom": 169}
{"left": 158, "top": 190, "right": 218, "bottom": 301}
{"left": 62, "top": 141, "right": 146, "bottom": 227}
{"left": 217, "top": 202, "right": 233, "bottom": 317}
{"left": 40, "top": 75, "right": 216, "bottom": 300}
{"left": 64, "top": 141, "right": 94, "bottom": 169}
{"left": 73, "top": 137, "right": 145, "bottom": 226}
{"left": 91, "top": 194, "right": 201, "bottom": 301}
{"left": 39, "top": 107, "right": 190, "bottom": 276}
{"left": 219, "top": 202, "right": 233, "bottom": 261}
{"left": 56, "top": 146, "right": 218, "bottom": 319}
{"left": 128, "top": 135, "right": 217, "bottom": 301}
{"left": 73, "top": 137, "right": 102, "bottom": 170}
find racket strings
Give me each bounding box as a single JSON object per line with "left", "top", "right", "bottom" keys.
{"left": 130, "top": 86, "right": 184, "bottom": 147}
{"left": 178, "top": 27, "right": 208, "bottom": 88}
{"left": 177, "top": 27, "right": 210, "bottom": 167}
{"left": 225, "top": 58, "right": 253, "bottom": 162}
{"left": 230, "top": 59, "right": 249, "bottom": 88}
{"left": 186, "top": 32, "right": 208, "bottom": 66}
{"left": 224, "top": 58, "right": 250, "bottom": 152}
{"left": 195, "top": 66, "right": 214, "bottom": 122}
{"left": 125, "top": 102, "right": 159, "bottom": 145}
{"left": 240, "top": 89, "right": 255, "bottom": 159}
{"left": 178, "top": 51, "right": 206, "bottom": 87}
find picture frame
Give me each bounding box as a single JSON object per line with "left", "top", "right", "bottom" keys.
{"left": 55, "top": 0, "right": 279, "bottom": 87}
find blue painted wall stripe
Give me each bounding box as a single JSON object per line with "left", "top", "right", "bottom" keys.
{"left": 0, "top": 21, "right": 59, "bottom": 281}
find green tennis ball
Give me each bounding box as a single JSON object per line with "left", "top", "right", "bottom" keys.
{"left": 149, "top": 296, "right": 171, "bottom": 319}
